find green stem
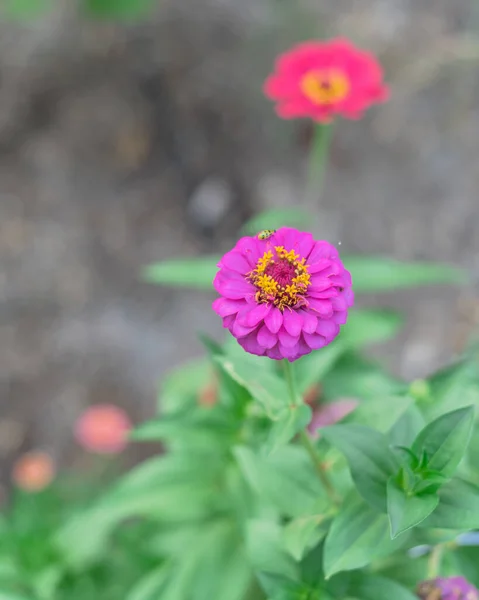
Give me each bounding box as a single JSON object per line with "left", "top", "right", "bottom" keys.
{"left": 427, "top": 544, "right": 444, "bottom": 579}
{"left": 305, "top": 123, "right": 334, "bottom": 210}
{"left": 282, "top": 360, "right": 339, "bottom": 506}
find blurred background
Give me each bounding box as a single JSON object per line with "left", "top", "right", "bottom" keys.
{"left": 1, "top": 0, "right": 479, "bottom": 488}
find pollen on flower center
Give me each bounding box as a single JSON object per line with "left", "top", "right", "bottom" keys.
{"left": 247, "top": 246, "right": 311, "bottom": 310}
{"left": 300, "top": 68, "right": 350, "bottom": 105}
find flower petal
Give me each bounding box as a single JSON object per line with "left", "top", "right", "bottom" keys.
{"left": 300, "top": 310, "right": 317, "bottom": 334}
{"left": 283, "top": 310, "right": 303, "bottom": 337}
{"left": 257, "top": 325, "right": 277, "bottom": 349}
{"left": 240, "top": 303, "right": 272, "bottom": 328}
{"left": 303, "top": 332, "right": 327, "bottom": 350}
{"left": 278, "top": 327, "right": 300, "bottom": 348}
{"left": 219, "top": 251, "right": 252, "bottom": 274}
{"left": 308, "top": 298, "right": 334, "bottom": 318}
{"left": 316, "top": 319, "right": 340, "bottom": 340}
{"left": 212, "top": 297, "right": 245, "bottom": 317}
{"left": 264, "top": 307, "right": 283, "bottom": 334}
{"left": 238, "top": 332, "right": 266, "bottom": 357}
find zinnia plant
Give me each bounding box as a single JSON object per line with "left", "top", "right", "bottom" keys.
{"left": 0, "top": 33, "right": 478, "bottom": 600}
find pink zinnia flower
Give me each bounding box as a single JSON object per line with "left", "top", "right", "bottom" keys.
{"left": 264, "top": 38, "right": 389, "bottom": 122}
{"left": 417, "top": 577, "right": 479, "bottom": 600}
{"left": 12, "top": 451, "right": 55, "bottom": 492}
{"left": 212, "top": 228, "right": 353, "bottom": 362}
{"left": 74, "top": 404, "right": 132, "bottom": 455}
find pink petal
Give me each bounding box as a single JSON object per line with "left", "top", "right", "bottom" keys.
{"left": 223, "top": 314, "right": 235, "bottom": 329}
{"left": 308, "top": 241, "right": 335, "bottom": 263}
{"left": 240, "top": 303, "right": 272, "bottom": 328}
{"left": 332, "top": 296, "right": 348, "bottom": 311}
{"left": 316, "top": 319, "right": 340, "bottom": 340}
{"left": 266, "top": 344, "right": 284, "bottom": 360}
{"left": 303, "top": 332, "right": 327, "bottom": 350}
{"left": 283, "top": 310, "right": 303, "bottom": 337}
{"left": 257, "top": 325, "right": 277, "bottom": 349}
{"left": 278, "top": 328, "right": 300, "bottom": 348}
{"left": 308, "top": 298, "right": 334, "bottom": 318}
{"left": 332, "top": 311, "right": 348, "bottom": 325}
{"left": 278, "top": 342, "right": 301, "bottom": 360}
{"left": 212, "top": 298, "right": 245, "bottom": 317}
{"left": 238, "top": 332, "right": 266, "bottom": 357}
{"left": 232, "top": 320, "right": 258, "bottom": 338}
{"left": 265, "top": 307, "right": 283, "bottom": 334}
{"left": 308, "top": 258, "right": 332, "bottom": 274}
{"left": 219, "top": 251, "right": 252, "bottom": 274}
{"left": 300, "top": 310, "right": 317, "bottom": 334}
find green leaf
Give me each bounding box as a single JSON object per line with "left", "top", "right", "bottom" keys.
{"left": 345, "top": 573, "right": 418, "bottom": 600}
{"left": 141, "top": 256, "right": 218, "bottom": 289}
{"left": 0, "top": 593, "right": 35, "bottom": 600}
{"left": 321, "top": 424, "right": 398, "bottom": 511}
{"left": 421, "top": 360, "right": 479, "bottom": 421}
{"left": 126, "top": 567, "right": 169, "bottom": 600}
{"left": 265, "top": 404, "right": 312, "bottom": 454}
{"left": 411, "top": 406, "right": 475, "bottom": 478}
{"left": 321, "top": 352, "right": 404, "bottom": 401}
{"left": 387, "top": 478, "right": 439, "bottom": 538}
{"left": 84, "top": 0, "right": 155, "bottom": 18}
{"left": 343, "top": 255, "right": 466, "bottom": 293}
{"left": 234, "top": 446, "right": 324, "bottom": 518}
{"left": 282, "top": 514, "right": 330, "bottom": 561}
{"left": 340, "top": 309, "right": 403, "bottom": 347}
{"left": 389, "top": 405, "right": 426, "bottom": 447}
{"left": 246, "top": 520, "right": 299, "bottom": 581}
{"left": 242, "top": 208, "right": 311, "bottom": 236}
{"left": 4, "top": 0, "right": 50, "bottom": 17}
{"left": 158, "top": 358, "right": 211, "bottom": 413}
{"left": 215, "top": 355, "right": 288, "bottom": 418}
{"left": 323, "top": 494, "right": 398, "bottom": 578}
{"left": 420, "top": 478, "right": 479, "bottom": 530}
{"left": 345, "top": 395, "right": 414, "bottom": 434}
{"left": 294, "top": 343, "right": 345, "bottom": 395}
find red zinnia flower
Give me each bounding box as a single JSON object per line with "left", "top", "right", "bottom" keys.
{"left": 264, "top": 38, "right": 389, "bottom": 123}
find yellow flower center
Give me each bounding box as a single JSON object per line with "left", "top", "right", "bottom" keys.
{"left": 300, "top": 68, "right": 350, "bottom": 105}
{"left": 247, "top": 246, "right": 311, "bottom": 311}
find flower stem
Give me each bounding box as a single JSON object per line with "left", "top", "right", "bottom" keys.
{"left": 427, "top": 544, "right": 445, "bottom": 579}
{"left": 282, "top": 360, "right": 339, "bottom": 506}
{"left": 305, "top": 122, "right": 334, "bottom": 210}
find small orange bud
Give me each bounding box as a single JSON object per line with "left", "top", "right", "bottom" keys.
{"left": 198, "top": 382, "right": 218, "bottom": 408}
{"left": 12, "top": 451, "right": 55, "bottom": 492}
{"left": 303, "top": 384, "right": 321, "bottom": 407}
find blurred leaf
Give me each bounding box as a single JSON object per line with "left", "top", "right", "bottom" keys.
{"left": 264, "top": 404, "right": 312, "bottom": 454}
{"left": 141, "top": 256, "right": 219, "bottom": 289}
{"left": 294, "top": 343, "right": 345, "bottom": 395}
{"left": 0, "top": 594, "right": 35, "bottom": 600}
{"left": 420, "top": 478, "right": 479, "bottom": 530}
{"left": 340, "top": 309, "right": 403, "bottom": 347}
{"left": 344, "top": 395, "right": 414, "bottom": 434}
{"left": 411, "top": 406, "right": 475, "bottom": 478}
{"left": 321, "top": 424, "right": 398, "bottom": 511}
{"left": 158, "top": 358, "right": 211, "bottom": 413}
{"left": 343, "top": 255, "right": 466, "bottom": 293}
{"left": 323, "top": 494, "right": 396, "bottom": 578}
{"left": 421, "top": 359, "right": 479, "bottom": 421}
{"left": 4, "top": 0, "right": 50, "bottom": 18}
{"left": 389, "top": 405, "right": 426, "bottom": 447}
{"left": 84, "top": 0, "right": 156, "bottom": 18}
{"left": 241, "top": 208, "right": 311, "bottom": 236}
{"left": 234, "top": 446, "right": 324, "bottom": 518}
{"left": 246, "top": 520, "right": 299, "bottom": 581}
{"left": 126, "top": 567, "right": 169, "bottom": 600}
{"left": 387, "top": 478, "right": 438, "bottom": 538}
{"left": 321, "top": 353, "right": 404, "bottom": 401}
{"left": 346, "top": 573, "right": 417, "bottom": 600}
{"left": 282, "top": 514, "right": 329, "bottom": 561}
